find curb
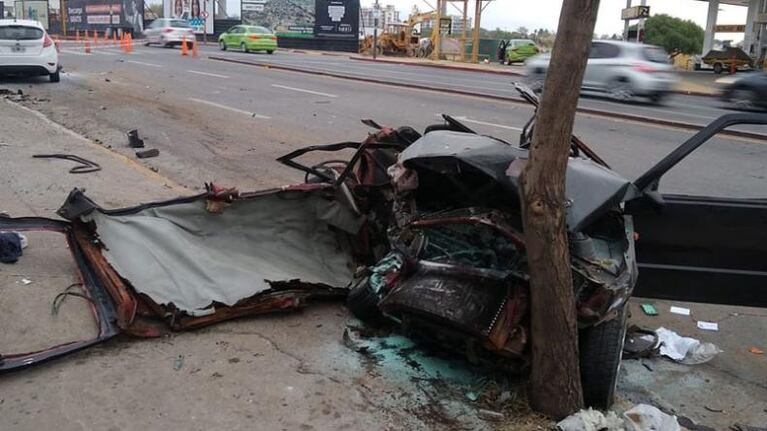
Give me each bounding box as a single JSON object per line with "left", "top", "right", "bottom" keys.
{"left": 208, "top": 55, "right": 766, "bottom": 142}
{"left": 350, "top": 56, "right": 524, "bottom": 76}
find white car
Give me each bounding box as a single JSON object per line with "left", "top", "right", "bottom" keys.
{"left": 0, "top": 19, "right": 61, "bottom": 82}
{"left": 143, "top": 19, "right": 196, "bottom": 48}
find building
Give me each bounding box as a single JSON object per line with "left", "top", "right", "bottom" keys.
{"left": 448, "top": 15, "right": 472, "bottom": 34}
{"left": 360, "top": 4, "right": 400, "bottom": 30}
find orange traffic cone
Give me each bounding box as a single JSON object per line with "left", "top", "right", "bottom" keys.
{"left": 192, "top": 39, "right": 198, "bottom": 58}
{"left": 84, "top": 40, "right": 91, "bottom": 54}
{"left": 76, "top": 30, "right": 80, "bottom": 43}
{"left": 181, "top": 35, "right": 189, "bottom": 56}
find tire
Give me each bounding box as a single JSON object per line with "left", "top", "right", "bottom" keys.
{"left": 49, "top": 71, "right": 60, "bottom": 83}
{"left": 729, "top": 88, "right": 758, "bottom": 111}
{"left": 608, "top": 79, "right": 633, "bottom": 102}
{"left": 219, "top": 40, "right": 227, "bottom": 51}
{"left": 266, "top": 50, "right": 274, "bottom": 54}
{"left": 241, "top": 42, "right": 248, "bottom": 53}
{"left": 144, "top": 41, "right": 150, "bottom": 46}
{"left": 648, "top": 92, "right": 666, "bottom": 105}
{"left": 346, "top": 277, "right": 384, "bottom": 323}
{"left": 579, "top": 305, "right": 628, "bottom": 409}
{"left": 713, "top": 62, "right": 723, "bottom": 74}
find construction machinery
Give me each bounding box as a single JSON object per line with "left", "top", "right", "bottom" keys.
{"left": 359, "top": 10, "right": 438, "bottom": 57}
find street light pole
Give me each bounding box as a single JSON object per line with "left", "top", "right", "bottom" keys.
{"left": 373, "top": 0, "right": 379, "bottom": 59}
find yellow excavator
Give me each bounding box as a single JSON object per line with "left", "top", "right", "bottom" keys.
{"left": 359, "top": 11, "right": 439, "bottom": 57}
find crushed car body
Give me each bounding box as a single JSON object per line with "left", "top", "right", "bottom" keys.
{"left": 3, "top": 87, "right": 767, "bottom": 411}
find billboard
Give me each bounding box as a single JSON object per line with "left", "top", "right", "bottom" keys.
{"left": 163, "top": 0, "right": 213, "bottom": 34}
{"left": 66, "top": 0, "right": 143, "bottom": 33}
{"left": 241, "top": 0, "right": 314, "bottom": 34}
{"left": 242, "top": 0, "right": 357, "bottom": 38}
{"left": 14, "top": 0, "right": 49, "bottom": 28}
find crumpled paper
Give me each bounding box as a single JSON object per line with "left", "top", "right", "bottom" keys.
{"left": 656, "top": 327, "right": 722, "bottom": 364}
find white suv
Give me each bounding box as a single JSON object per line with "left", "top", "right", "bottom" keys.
{"left": 0, "top": 19, "right": 61, "bottom": 83}
{"left": 525, "top": 40, "right": 678, "bottom": 104}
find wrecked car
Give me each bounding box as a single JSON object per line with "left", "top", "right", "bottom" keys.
{"left": 2, "top": 87, "right": 767, "bottom": 412}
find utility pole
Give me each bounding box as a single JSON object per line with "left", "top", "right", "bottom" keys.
{"left": 637, "top": 0, "right": 646, "bottom": 42}
{"left": 372, "top": 0, "right": 379, "bottom": 59}
{"left": 623, "top": 0, "right": 630, "bottom": 40}
{"left": 521, "top": 0, "right": 601, "bottom": 419}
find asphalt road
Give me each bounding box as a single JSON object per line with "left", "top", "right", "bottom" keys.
{"left": 2, "top": 42, "right": 765, "bottom": 199}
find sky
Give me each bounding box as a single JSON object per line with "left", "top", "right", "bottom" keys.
{"left": 362, "top": 0, "right": 748, "bottom": 39}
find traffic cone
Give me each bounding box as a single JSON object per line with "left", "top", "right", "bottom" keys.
{"left": 93, "top": 31, "right": 98, "bottom": 46}
{"left": 103, "top": 31, "right": 108, "bottom": 46}
{"left": 85, "top": 40, "right": 91, "bottom": 54}
{"left": 192, "top": 39, "right": 198, "bottom": 58}
{"left": 181, "top": 35, "right": 189, "bottom": 56}
{"left": 112, "top": 32, "right": 117, "bottom": 47}
{"left": 76, "top": 30, "right": 80, "bottom": 43}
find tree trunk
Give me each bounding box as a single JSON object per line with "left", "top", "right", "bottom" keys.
{"left": 521, "top": 0, "right": 601, "bottom": 419}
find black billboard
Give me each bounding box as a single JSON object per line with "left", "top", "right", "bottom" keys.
{"left": 66, "top": 0, "right": 143, "bottom": 33}
{"left": 313, "top": 0, "right": 357, "bottom": 38}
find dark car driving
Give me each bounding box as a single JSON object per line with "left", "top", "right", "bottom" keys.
{"left": 721, "top": 71, "right": 767, "bottom": 111}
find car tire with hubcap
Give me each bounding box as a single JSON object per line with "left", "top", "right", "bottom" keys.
{"left": 241, "top": 42, "right": 248, "bottom": 53}
{"left": 609, "top": 79, "right": 633, "bottom": 102}
{"left": 219, "top": 40, "right": 226, "bottom": 50}
{"left": 49, "top": 71, "right": 60, "bottom": 83}
{"left": 713, "top": 62, "right": 723, "bottom": 74}
{"left": 579, "top": 305, "right": 628, "bottom": 409}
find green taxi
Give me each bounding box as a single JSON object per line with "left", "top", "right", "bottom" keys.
{"left": 505, "top": 39, "right": 539, "bottom": 64}
{"left": 218, "top": 25, "right": 277, "bottom": 54}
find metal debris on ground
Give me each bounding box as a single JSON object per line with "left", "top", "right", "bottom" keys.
{"left": 127, "top": 129, "right": 145, "bottom": 148}
{"left": 135, "top": 149, "right": 160, "bottom": 158}
{"left": 33, "top": 154, "right": 101, "bottom": 174}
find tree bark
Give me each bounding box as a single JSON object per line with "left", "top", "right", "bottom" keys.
{"left": 521, "top": 0, "right": 601, "bottom": 419}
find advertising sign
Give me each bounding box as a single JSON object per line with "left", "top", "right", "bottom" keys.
{"left": 621, "top": 5, "right": 650, "bottom": 20}
{"left": 314, "top": 0, "right": 357, "bottom": 38}
{"left": 14, "top": 0, "right": 49, "bottom": 28}
{"left": 715, "top": 24, "right": 746, "bottom": 33}
{"left": 163, "top": 0, "right": 213, "bottom": 34}
{"left": 66, "top": 0, "right": 143, "bottom": 32}
{"left": 241, "top": 0, "right": 314, "bottom": 33}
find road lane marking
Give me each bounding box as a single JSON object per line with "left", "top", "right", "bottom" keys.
{"left": 61, "top": 49, "right": 87, "bottom": 56}
{"left": 187, "top": 70, "right": 230, "bottom": 78}
{"left": 271, "top": 84, "right": 337, "bottom": 98}
{"left": 452, "top": 116, "right": 523, "bottom": 131}
{"left": 187, "top": 97, "right": 270, "bottom": 119}
{"left": 127, "top": 60, "right": 162, "bottom": 67}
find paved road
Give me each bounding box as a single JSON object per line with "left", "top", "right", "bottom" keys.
{"left": 3, "top": 42, "right": 764, "bottom": 200}
{"left": 198, "top": 45, "right": 767, "bottom": 135}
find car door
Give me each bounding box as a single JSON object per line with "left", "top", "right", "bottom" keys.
{"left": 145, "top": 19, "right": 160, "bottom": 42}
{"left": 626, "top": 113, "right": 767, "bottom": 308}
{"left": 583, "top": 42, "right": 620, "bottom": 92}
{"left": 228, "top": 26, "right": 244, "bottom": 48}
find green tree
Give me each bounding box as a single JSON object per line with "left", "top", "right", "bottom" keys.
{"left": 644, "top": 14, "right": 704, "bottom": 55}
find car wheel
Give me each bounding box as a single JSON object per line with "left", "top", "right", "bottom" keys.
{"left": 579, "top": 305, "right": 628, "bottom": 409}
{"left": 729, "top": 88, "right": 757, "bottom": 110}
{"left": 219, "top": 40, "right": 226, "bottom": 51}
{"left": 713, "top": 62, "right": 723, "bottom": 74}
{"left": 608, "top": 80, "right": 633, "bottom": 102}
{"left": 241, "top": 42, "right": 248, "bottom": 53}
{"left": 528, "top": 74, "right": 545, "bottom": 93}
{"left": 648, "top": 92, "right": 666, "bottom": 105}
{"left": 144, "top": 41, "right": 150, "bottom": 46}
{"left": 266, "top": 50, "right": 274, "bottom": 54}
{"left": 49, "top": 71, "right": 60, "bottom": 83}
{"left": 346, "top": 277, "right": 384, "bottom": 323}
